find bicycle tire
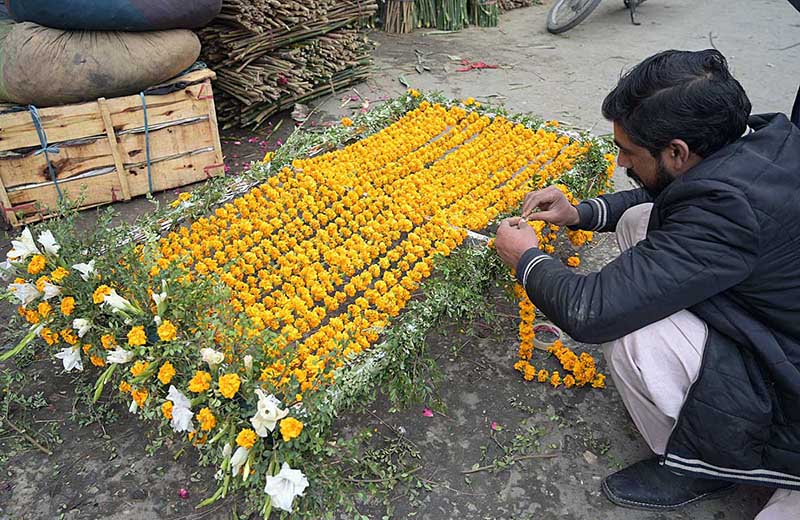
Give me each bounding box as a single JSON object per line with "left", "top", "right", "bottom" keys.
{"left": 546, "top": 0, "right": 602, "bottom": 34}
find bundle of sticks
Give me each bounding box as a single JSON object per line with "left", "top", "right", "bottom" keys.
{"left": 200, "top": 0, "right": 378, "bottom": 128}
{"left": 470, "top": 0, "right": 499, "bottom": 26}
{"left": 383, "top": 0, "right": 415, "bottom": 33}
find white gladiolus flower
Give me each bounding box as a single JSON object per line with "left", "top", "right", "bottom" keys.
{"left": 0, "top": 260, "right": 14, "bottom": 281}
{"left": 151, "top": 283, "right": 167, "bottom": 315}
{"left": 103, "top": 289, "right": 138, "bottom": 314}
{"left": 107, "top": 347, "right": 134, "bottom": 364}
{"left": 153, "top": 315, "right": 162, "bottom": 326}
{"left": 200, "top": 348, "right": 225, "bottom": 368}
{"left": 167, "top": 385, "right": 194, "bottom": 433}
{"left": 244, "top": 355, "right": 253, "bottom": 372}
{"left": 7, "top": 228, "right": 39, "bottom": 261}
{"left": 250, "top": 389, "right": 288, "bottom": 437}
{"left": 42, "top": 282, "right": 61, "bottom": 300}
{"left": 129, "top": 400, "right": 139, "bottom": 414}
{"left": 264, "top": 462, "right": 309, "bottom": 513}
{"left": 37, "top": 230, "right": 60, "bottom": 255}
{"left": 71, "top": 260, "right": 95, "bottom": 281}
{"left": 8, "top": 282, "right": 41, "bottom": 307}
{"left": 72, "top": 318, "right": 91, "bottom": 338}
{"left": 54, "top": 346, "right": 83, "bottom": 372}
{"left": 230, "top": 446, "right": 249, "bottom": 476}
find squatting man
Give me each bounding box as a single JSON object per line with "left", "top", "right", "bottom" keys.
{"left": 494, "top": 49, "right": 800, "bottom": 519}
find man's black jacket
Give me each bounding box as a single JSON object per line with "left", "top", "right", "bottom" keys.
{"left": 516, "top": 113, "right": 800, "bottom": 489}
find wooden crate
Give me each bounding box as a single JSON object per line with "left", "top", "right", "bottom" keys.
{"left": 0, "top": 68, "right": 224, "bottom": 227}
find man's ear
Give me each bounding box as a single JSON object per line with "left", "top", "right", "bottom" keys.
{"left": 660, "top": 139, "right": 699, "bottom": 175}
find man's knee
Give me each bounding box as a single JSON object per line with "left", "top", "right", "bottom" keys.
{"left": 616, "top": 203, "right": 653, "bottom": 251}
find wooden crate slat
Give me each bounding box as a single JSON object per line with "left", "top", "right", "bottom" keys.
{"left": 7, "top": 172, "right": 124, "bottom": 218}
{"left": 0, "top": 138, "right": 114, "bottom": 189}
{"left": 125, "top": 149, "right": 222, "bottom": 195}
{"left": 118, "top": 118, "right": 215, "bottom": 169}
{"left": 0, "top": 83, "right": 210, "bottom": 152}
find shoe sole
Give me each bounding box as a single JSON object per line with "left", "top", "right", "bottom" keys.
{"left": 601, "top": 480, "right": 737, "bottom": 512}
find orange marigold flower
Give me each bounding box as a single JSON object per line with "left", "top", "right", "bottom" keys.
{"left": 188, "top": 370, "right": 212, "bottom": 393}
{"left": 341, "top": 117, "right": 353, "bottom": 127}
{"left": 236, "top": 428, "right": 257, "bottom": 449}
{"left": 161, "top": 401, "right": 173, "bottom": 420}
{"left": 93, "top": 285, "right": 112, "bottom": 304}
{"left": 158, "top": 361, "right": 176, "bottom": 385}
{"left": 157, "top": 320, "right": 177, "bottom": 342}
{"left": 119, "top": 381, "right": 132, "bottom": 394}
{"left": 101, "top": 334, "right": 116, "bottom": 349}
{"left": 563, "top": 374, "right": 576, "bottom": 389}
{"left": 550, "top": 371, "right": 562, "bottom": 388}
{"left": 132, "top": 388, "right": 148, "bottom": 407}
{"left": 130, "top": 360, "right": 150, "bottom": 378}
{"left": 51, "top": 267, "right": 69, "bottom": 283}
{"left": 37, "top": 301, "right": 52, "bottom": 318}
{"left": 90, "top": 355, "right": 105, "bottom": 367}
{"left": 197, "top": 407, "right": 217, "bottom": 431}
{"left": 566, "top": 256, "right": 580, "bottom": 268}
{"left": 537, "top": 369, "right": 549, "bottom": 383}
{"left": 127, "top": 326, "right": 147, "bottom": 346}
{"left": 279, "top": 417, "right": 304, "bottom": 442}
{"left": 591, "top": 374, "right": 606, "bottom": 389}
{"left": 27, "top": 255, "right": 46, "bottom": 275}
{"left": 40, "top": 327, "right": 58, "bottom": 346}
{"left": 218, "top": 373, "right": 241, "bottom": 399}
{"left": 60, "top": 296, "right": 75, "bottom": 316}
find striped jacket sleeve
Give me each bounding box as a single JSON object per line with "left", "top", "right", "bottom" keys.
{"left": 571, "top": 188, "right": 653, "bottom": 232}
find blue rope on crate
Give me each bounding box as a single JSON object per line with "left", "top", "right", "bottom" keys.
{"left": 28, "top": 105, "right": 63, "bottom": 200}
{"left": 139, "top": 92, "right": 154, "bottom": 194}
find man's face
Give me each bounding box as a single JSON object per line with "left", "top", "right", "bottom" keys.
{"left": 612, "top": 122, "right": 674, "bottom": 198}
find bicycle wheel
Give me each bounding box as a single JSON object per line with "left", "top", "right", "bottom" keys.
{"left": 546, "top": 0, "right": 602, "bottom": 34}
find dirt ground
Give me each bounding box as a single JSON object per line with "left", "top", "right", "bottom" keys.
{"left": 1, "top": 1, "right": 799, "bottom": 519}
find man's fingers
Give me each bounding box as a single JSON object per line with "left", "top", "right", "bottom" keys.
{"left": 521, "top": 190, "right": 556, "bottom": 218}
{"left": 526, "top": 210, "right": 558, "bottom": 223}
{"left": 506, "top": 216, "right": 523, "bottom": 227}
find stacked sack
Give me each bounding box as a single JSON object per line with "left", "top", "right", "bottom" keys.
{"left": 0, "top": 0, "right": 222, "bottom": 106}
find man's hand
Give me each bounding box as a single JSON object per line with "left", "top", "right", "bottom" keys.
{"left": 495, "top": 217, "right": 540, "bottom": 269}
{"left": 521, "top": 186, "right": 580, "bottom": 226}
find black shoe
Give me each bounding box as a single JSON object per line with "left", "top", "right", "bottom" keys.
{"left": 601, "top": 457, "right": 736, "bottom": 511}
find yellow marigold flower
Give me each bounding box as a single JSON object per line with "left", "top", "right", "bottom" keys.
{"left": 263, "top": 151, "right": 274, "bottom": 163}
{"left": 464, "top": 97, "right": 475, "bottom": 106}
{"left": 93, "top": 285, "right": 111, "bottom": 304}
{"left": 132, "top": 388, "right": 148, "bottom": 407}
{"left": 61, "top": 329, "right": 78, "bottom": 345}
{"left": 523, "top": 364, "right": 536, "bottom": 381}
{"left": 341, "top": 116, "right": 353, "bottom": 127}
{"left": 513, "top": 360, "right": 527, "bottom": 373}
{"left": 51, "top": 267, "right": 69, "bottom": 283}
{"left": 236, "top": 428, "right": 257, "bottom": 449}
{"left": 27, "top": 255, "right": 46, "bottom": 275}
{"left": 408, "top": 88, "right": 421, "bottom": 98}
{"left": 279, "top": 417, "right": 304, "bottom": 442}
{"left": 82, "top": 343, "right": 92, "bottom": 354}
{"left": 127, "top": 326, "right": 147, "bottom": 346}
{"left": 218, "top": 373, "right": 241, "bottom": 399}
{"left": 90, "top": 355, "right": 105, "bottom": 367}
{"left": 101, "top": 334, "right": 116, "bottom": 349}
{"left": 591, "top": 374, "right": 606, "bottom": 389}
{"left": 24, "top": 309, "right": 40, "bottom": 324}
{"left": 60, "top": 296, "right": 75, "bottom": 316}
{"left": 563, "top": 374, "right": 576, "bottom": 389}
{"left": 162, "top": 401, "right": 173, "bottom": 420}
{"left": 544, "top": 244, "right": 555, "bottom": 254}
{"left": 35, "top": 276, "right": 49, "bottom": 292}
{"left": 158, "top": 361, "right": 176, "bottom": 385}
{"left": 197, "top": 407, "right": 217, "bottom": 431}
{"left": 40, "top": 327, "right": 58, "bottom": 345}
{"left": 157, "top": 320, "right": 177, "bottom": 342}
{"left": 119, "top": 380, "right": 132, "bottom": 394}
{"left": 37, "top": 301, "right": 52, "bottom": 318}
{"left": 550, "top": 371, "right": 562, "bottom": 388}
{"left": 130, "top": 360, "right": 150, "bottom": 378}
{"left": 188, "top": 370, "right": 212, "bottom": 393}
{"left": 566, "top": 256, "right": 581, "bottom": 267}
{"left": 537, "top": 369, "right": 549, "bottom": 383}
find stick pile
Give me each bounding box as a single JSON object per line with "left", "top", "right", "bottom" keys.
{"left": 200, "top": 0, "right": 378, "bottom": 128}
{"left": 497, "top": 0, "right": 534, "bottom": 10}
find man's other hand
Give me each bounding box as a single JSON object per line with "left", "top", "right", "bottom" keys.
{"left": 495, "top": 217, "right": 540, "bottom": 269}
{"left": 521, "top": 186, "right": 580, "bottom": 226}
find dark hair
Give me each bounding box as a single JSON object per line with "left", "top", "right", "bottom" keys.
{"left": 602, "top": 49, "right": 752, "bottom": 158}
